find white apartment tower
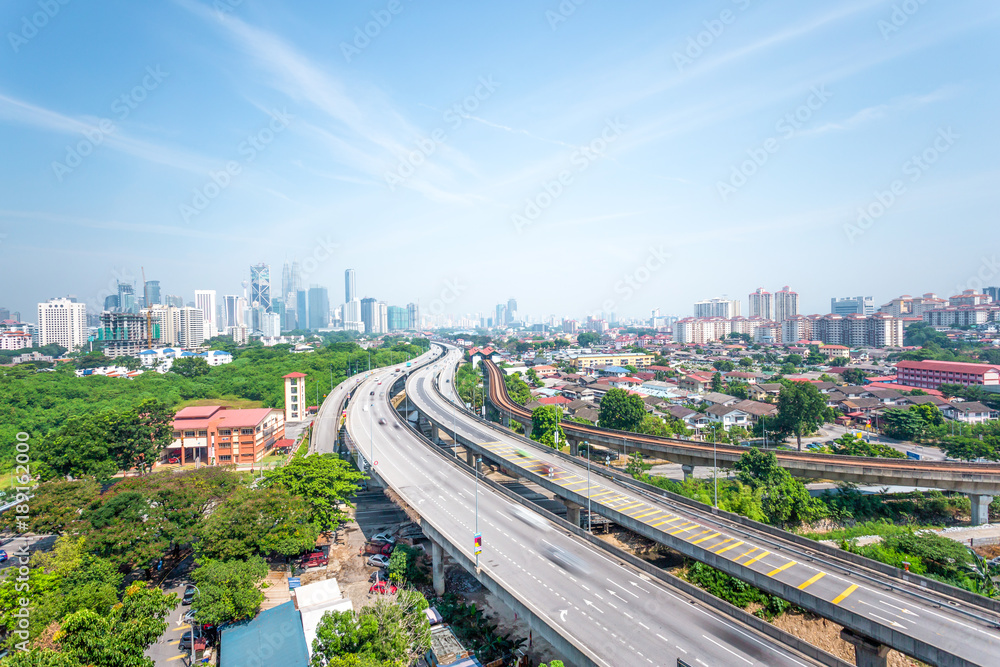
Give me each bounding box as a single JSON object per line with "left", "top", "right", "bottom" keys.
{"left": 748, "top": 288, "right": 773, "bottom": 320}
{"left": 194, "top": 290, "right": 218, "bottom": 339}
{"left": 38, "top": 298, "right": 87, "bottom": 349}
{"left": 774, "top": 286, "right": 799, "bottom": 322}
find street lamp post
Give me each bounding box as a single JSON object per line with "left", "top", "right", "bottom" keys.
{"left": 713, "top": 428, "right": 718, "bottom": 509}
{"left": 189, "top": 585, "right": 201, "bottom": 664}
{"left": 475, "top": 456, "right": 481, "bottom": 568}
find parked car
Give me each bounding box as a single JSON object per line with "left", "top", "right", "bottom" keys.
{"left": 369, "top": 580, "right": 398, "bottom": 595}
{"left": 0, "top": 550, "right": 8, "bottom": 563}
{"left": 369, "top": 567, "right": 389, "bottom": 583}
{"left": 181, "top": 584, "right": 196, "bottom": 605}
{"left": 167, "top": 457, "right": 180, "bottom": 464}
{"left": 361, "top": 540, "right": 394, "bottom": 556}
{"left": 178, "top": 630, "right": 206, "bottom": 651}
{"left": 367, "top": 554, "right": 391, "bottom": 568}
{"left": 372, "top": 532, "right": 396, "bottom": 544}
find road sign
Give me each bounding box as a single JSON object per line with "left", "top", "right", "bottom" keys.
{"left": 474, "top": 532, "right": 482, "bottom": 555}
{"left": 374, "top": 460, "right": 379, "bottom": 466}
{"left": 288, "top": 577, "right": 301, "bottom": 589}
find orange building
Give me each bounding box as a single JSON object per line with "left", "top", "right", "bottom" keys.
{"left": 168, "top": 405, "right": 285, "bottom": 465}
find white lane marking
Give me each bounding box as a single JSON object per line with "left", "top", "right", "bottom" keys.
{"left": 868, "top": 612, "right": 906, "bottom": 629}
{"left": 607, "top": 578, "right": 641, "bottom": 598}
{"left": 584, "top": 599, "right": 604, "bottom": 614}
{"left": 702, "top": 634, "right": 752, "bottom": 664}
{"left": 879, "top": 599, "right": 919, "bottom": 617}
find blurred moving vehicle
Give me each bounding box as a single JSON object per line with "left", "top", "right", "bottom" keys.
{"left": 378, "top": 418, "right": 387, "bottom": 425}
{"left": 509, "top": 505, "right": 550, "bottom": 532}
{"left": 540, "top": 542, "right": 591, "bottom": 577}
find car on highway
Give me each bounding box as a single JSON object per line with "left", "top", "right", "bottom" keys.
{"left": 378, "top": 418, "right": 387, "bottom": 425}
{"left": 181, "top": 584, "right": 196, "bottom": 605}
{"left": 0, "top": 550, "right": 7, "bottom": 563}
{"left": 393, "top": 422, "right": 401, "bottom": 429}
{"left": 369, "top": 580, "right": 398, "bottom": 595}
{"left": 370, "top": 390, "right": 375, "bottom": 396}
{"left": 540, "top": 542, "right": 591, "bottom": 577}
{"left": 509, "top": 505, "right": 549, "bottom": 532}
{"left": 367, "top": 553, "right": 391, "bottom": 568}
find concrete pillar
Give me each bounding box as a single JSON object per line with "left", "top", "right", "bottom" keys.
{"left": 681, "top": 464, "right": 695, "bottom": 481}
{"left": 562, "top": 500, "right": 581, "bottom": 527}
{"left": 465, "top": 449, "right": 476, "bottom": 467}
{"left": 840, "top": 630, "right": 889, "bottom": 667}
{"left": 969, "top": 494, "right": 993, "bottom": 526}
{"left": 430, "top": 423, "right": 440, "bottom": 443}
{"left": 432, "top": 540, "right": 445, "bottom": 597}
{"left": 501, "top": 413, "right": 510, "bottom": 427}
{"left": 568, "top": 439, "right": 579, "bottom": 457}
{"left": 523, "top": 422, "right": 533, "bottom": 438}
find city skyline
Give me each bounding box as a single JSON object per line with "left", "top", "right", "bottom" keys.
{"left": 1, "top": 2, "right": 998, "bottom": 321}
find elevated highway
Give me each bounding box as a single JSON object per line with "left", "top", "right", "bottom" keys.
{"left": 407, "top": 345, "right": 1000, "bottom": 667}
{"left": 483, "top": 358, "right": 1000, "bottom": 523}
{"left": 320, "top": 346, "right": 840, "bottom": 667}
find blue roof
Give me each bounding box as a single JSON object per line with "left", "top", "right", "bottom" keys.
{"left": 602, "top": 365, "right": 629, "bottom": 373}
{"left": 220, "top": 601, "right": 308, "bottom": 667}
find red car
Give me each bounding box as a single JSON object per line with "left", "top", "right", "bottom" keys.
{"left": 167, "top": 457, "right": 180, "bottom": 464}
{"left": 369, "top": 581, "right": 397, "bottom": 595}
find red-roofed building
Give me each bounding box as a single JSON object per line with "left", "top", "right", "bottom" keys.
{"left": 169, "top": 405, "right": 285, "bottom": 466}
{"left": 896, "top": 360, "right": 1000, "bottom": 390}
{"left": 283, "top": 372, "right": 307, "bottom": 422}
{"left": 533, "top": 365, "right": 558, "bottom": 378}
{"left": 538, "top": 396, "right": 572, "bottom": 408}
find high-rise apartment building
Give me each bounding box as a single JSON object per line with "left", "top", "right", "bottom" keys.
{"left": 343, "top": 299, "right": 363, "bottom": 332}
{"left": 345, "top": 269, "right": 356, "bottom": 303}
{"left": 694, "top": 298, "right": 740, "bottom": 318}
{"left": 985, "top": 286, "right": 1000, "bottom": 303}
{"left": 194, "top": 290, "right": 218, "bottom": 339}
{"left": 117, "top": 282, "right": 137, "bottom": 313}
{"left": 221, "top": 295, "right": 241, "bottom": 330}
{"left": 308, "top": 286, "right": 330, "bottom": 330}
{"left": 97, "top": 311, "right": 148, "bottom": 357}
{"left": 38, "top": 298, "right": 87, "bottom": 349}
{"left": 177, "top": 307, "right": 205, "bottom": 348}
{"left": 406, "top": 303, "right": 419, "bottom": 331}
{"left": 774, "top": 286, "right": 799, "bottom": 322}
{"left": 495, "top": 304, "right": 507, "bottom": 328}
{"left": 0, "top": 307, "right": 9, "bottom": 321}
{"left": 376, "top": 301, "right": 388, "bottom": 334}
{"left": 164, "top": 294, "right": 184, "bottom": 308}
{"left": 748, "top": 288, "right": 772, "bottom": 320}
{"left": 831, "top": 296, "right": 875, "bottom": 316}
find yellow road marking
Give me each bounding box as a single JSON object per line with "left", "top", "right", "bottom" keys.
{"left": 591, "top": 490, "right": 615, "bottom": 499}
{"left": 734, "top": 547, "right": 758, "bottom": 561}
{"left": 832, "top": 584, "right": 858, "bottom": 604}
{"left": 563, "top": 480, "right": 588, "bottom": 487}
{"left": 166, "top": 656, "right": 187, "bottom": 662}
{"left": 619, "top": 502, "right": 644, "bottom": 511}
{"left": 767, "top": 560, "right": 797, "bottom": 577}
{"left": 715, "top": 540, "right": 743, "bottom": 555}
{"left": 172, "top": 625, "right": 191, "bottom": 632}
{"left": 668, "top": 523, "right": 696, "bottom": 535}
{"left": 651, "top": 516, "right": 681, "bottom": 527}
{"left": 692, "top": 532, "right": 721, "bottom": 545}
{"left": 685, "top": 529, "right": 712, "bottom": 541}
{"left": 743, "top": 550, "right": 770, "bottom": 566}
{"left": 797, "top": 572, "right": 826, "bottom": 590}
{"left": 709, "top": 538, "right": 734, "bottom": 551}
{"left": 634, "top": 510, "right": 661, "bottom": 520}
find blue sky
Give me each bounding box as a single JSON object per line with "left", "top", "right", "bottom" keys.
{"left": 1, "top": 0, "right": 998, "bottom": 323}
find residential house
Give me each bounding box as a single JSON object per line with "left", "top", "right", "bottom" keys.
{"left": 701, "top": 392, "right": 738, "bottom": 407}
{"left": 609, "top": 376, "right": 643, "bottom": 390}
{"left": 705, "top": 404, "right": 750, "bottom": 430}
{"left": 731, "top": 399, "right": 777, "bottom": 422}
{"left": 663, "top": 405, "right": 709, "bottom": 430}
{"left": 748, "top": 383, "right": 782, "bottom": 401}
{"left": 941, "top": 401, "right": 998, "bottom": 424}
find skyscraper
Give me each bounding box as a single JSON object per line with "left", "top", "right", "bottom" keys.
{"left": 774, "top": 286, "right": 799, "bottom": 322}
{"left": 748, "top": 288, "right": 773, "bottom": 320}
{"left": 406, "top": 303, "right": 419, "bottom": 331}
{"left": 495, "top": 304, "right": 507, "bottom": 328}
{"left": 250, "top": 263, "right": 271, "bottom": 312}
{"left": 343, "top": 299, "right": 362, "bottom": 331}
{"left": 222, "top": 295, "right": 241, "bottom": 330}
{"left": 164, "top": 295, "right": 184, "bottom": 308}
{"left": 0, "top": 307, "right": 9, "bottom": 321}
{"left": 830, "top": 296, "right": 875, "bottom": 316}
{"left": 694, "top": 298, "right": 740, "bottom": 318}
{"left": 296, "top": 290, "right": 309, "bottom": 330}
{"left": 506, "top": 298, "right": 518, "bottom": 324}
{"left": 345, "top": 269, "right": 356, "bottom": 304}
{"left": 144, "top": 280, "right": 161, "bottom": 306}
{"left": 361, "top": 297, "right": 377, "bottom": 334}
{"left": 308, "top": 286, "right": 330, "bottom": 330}
{"left": 117, "top": 282, "right": 137, "bottom": 313}
{"left": 388, "top": 305, "right": 407, "bottom": 331}
{"left": 194, "top": 290, "right": 218, "bottom": 339}
{"left": 376, "top": 301, "right": 388, "bottom": 334}
{"left": 37, "top": 298, "right": 87, "bottom": 349}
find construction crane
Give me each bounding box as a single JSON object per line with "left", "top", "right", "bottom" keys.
{"left": 141, "top": 267, "right": 153, "bottom": 348}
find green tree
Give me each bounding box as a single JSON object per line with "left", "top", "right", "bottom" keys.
{"left": 530, "top": 406, "right": 566, "bottom": 447}
{"left": 830, "top": 433, "right": 904, "bottom": 459}
{"left": 191, "top": 556, "right": 268, "bottom": 625}
{"left": 940, "top": 436, "right": 999, "bottom": 461}
{"left": 311, "top": 611, "right": 380, "bottom": 665}
{"left": 3, "top": 479, "right": 100, "bottom": 534}
{"left": 525, "top": 367, "right": 541, "bottom": 386}
{"left": 710, "top": 372, "right": 723, "bottom": 392}
{"left": 775, "top": 382, "right": 827, "bottom": 450}
{"left": 733, "top": 450, "right": 825, "bottom": 527}
{"left": 712, "top": 360, "right": 735, "bottom": 372}
{"left": 99, "top": 398, "right": 174, "bottom": 474}
{"left": 738, "top": 357, "right": 754, "bottom": 368}
{"left": 196, "top": 487, "right": 318, "bottom": 559}
{"left": 262, "top": 454, "right": 366, "bottom": 533}
{"left": 881, "top": 408, "right": 927, "bottom": 440}
{"left": 841, "top": 368, "right": 868, "bottom": 385}
{"left": 597, "top": 388, "right": 645, "bottom": 431}
{"left": 576, "top": 332, "right": 600, "bottom": 347}
{"left": 170, "top": 356, "right": 211, "bottom": 378}
{"left": 503, "top": 372, "right": 532, "bottom": 406}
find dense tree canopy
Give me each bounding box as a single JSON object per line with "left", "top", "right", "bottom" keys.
{"left": 261, "top": 454, "right": 365, "bottom": 533}
{"left": 775, "top": 382, "right": 827, "bottom": 450}
{"left": 530, "top": 406, "right": 565, "bottom": 447}
{"left": 597, "top": 388, "right": 645, "bottom": 431}
{"left": 191, "top": 556, "right": 268, "bottom": 626}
